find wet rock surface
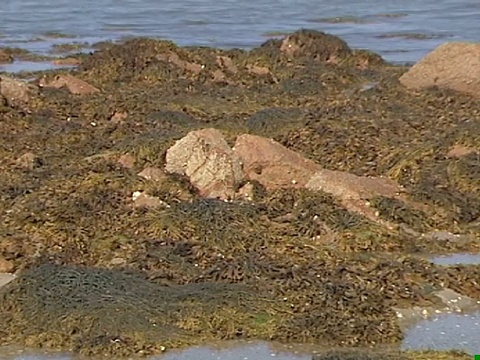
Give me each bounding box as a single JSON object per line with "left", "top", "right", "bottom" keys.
{"left": 0, "top": 30, "right": 480, "bottom": 358}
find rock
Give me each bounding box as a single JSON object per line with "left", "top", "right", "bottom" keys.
{"left": 212, "top": 69, "right": 226, "bottom": 83}
{"left": 15, "top": 152, "right": 43, "bottom": 170}
{"left": 216, "top": 56, "right": 238, "bottom": 74}
{"left": 52, "top": 58, "right": 81, "bottom": 66}
{"left": 279, "top": 29, "right": 352, "bottom": 63}
{"left": 0, "top": 273, "right": 15, "bottom": 288}
{"left": 399, "top": 42, "right": 480, "bottom": 98}
{"left": 117, "top": 154, "right": 135, "bottom": 169}
{"left": 233, "top": 134, "right": 321, "bottom": 190}
{"left": 306, "top": 170, "right": 404, "bottom": 223}
{"left": 0, "top": 75, "right": 37, "bottom": 108}
{"left": 0, "top": 49, "right": 13, "bottom": 64}
{"left": 306, "top": 169, "right": 403, "bottom": 201}
{"left": 446, "top": 144, "right": 477, "bottom": 158}
{"left": 433, "top": 288, "right": 476, "bottom": 312}
{"left": 246, "top": 64, "right": 271, "bottom": 76}
{"left": 236, "top": 182, "right": 255, "bottom": 201}
{"left": 110, "top": 111, "right": 128, "bottom": 123}
{"left": 165, "top": 128, "right": 245, "bottom": 200}
{"left": 138, "top": 167, "right": 167, "bottom": 182}
{"left": 156, "top": 52, "right": 203, "bottom": 74}
{"left": 39, "top": 74, "right": 100, "bottom": 95}
{"left": 0, "top": 256, "right": 14, "bottom": 273}
{"left": 131, "top": 191, "right": 169, "bottom": 209}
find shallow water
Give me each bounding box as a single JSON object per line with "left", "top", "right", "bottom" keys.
{"left": 402, "top": 311, "right": 480, "bottom": 354}
{"left": 0, "top": 341, "right": 313, "bottom": 360}
{"left": 1, "top": 0, "right": 480, "bottom": 65}
{"left": 432, "top": 253, "right": 480, "bottom": 266}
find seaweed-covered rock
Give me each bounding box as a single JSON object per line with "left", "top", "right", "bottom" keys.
{"left": 279, "top": 29, "right": 352, "bottom": 63}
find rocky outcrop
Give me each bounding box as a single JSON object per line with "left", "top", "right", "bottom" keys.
{"left": 400, "top": 42, "right": 480, "bottom": 98}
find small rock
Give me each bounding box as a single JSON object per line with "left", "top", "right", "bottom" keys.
{"left": 110, "top": 111, "right": 128, "bottom": 123}
{"left": 138, "top": 167, "right": 167, "bottom": 182}
{"left": 399, "top": 42, "right": 480, "bottom": 98}
{"left": 234, "top": 134, "right": 321, "bottom": 190}
{"left": 0, "top": 256, "right": 14, "bottom": 273}
{"left": 446, "top": 144, "right": 477, "bottom": 158}
{"left": 15, "top": 152, "right": 43, "bottom": 170}
{"left": 0, "top": 273, "right": 15, "bottom": 288}
{"left": 0, "top": 75, "right": 37, "bottom": 108}
{"left": 165, "top": 128, "right": 245, "bottom": 200}
{"left": 117, "top": 154, "right": 135, "bottom": 169}
{"left": 246, "top": 64, "right": 271, "bottom": 76}
{"left": 131, "top": 191, "right": 168, "bottom": 209}
{"left": 236, "top": 182, "right": 255, "bottom": 201}
{"left": 39, "top": 74, "right": 100, "bottom": 95}
{"left": 110, "top": 257, "right": 126, "bottom": 266}
{"left": 156, "top": 52, "right": 203, "bottom": 75}
{"left": 212, "top": 69, "right": 226, "bottom": 83}
{"left": 0, "top": 49, "right": 13, "bottom": 64}
{"left": 216, "top": 56, "right": 238, "bottom": 74}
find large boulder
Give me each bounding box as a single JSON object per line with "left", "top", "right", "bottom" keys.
{"left": 165, "top": 128, "right": 245, "bottom": 199}
{"left": 400, "top": 42, "right": 480, "bottom": 98}
{"left": 233, "top": 134, "right": 322, "bottom": 189}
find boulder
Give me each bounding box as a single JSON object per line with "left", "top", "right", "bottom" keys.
{"left": 0, "top": 75, "right": 37, "bottom": 108}
{"left": 233, "top": 134, "right": 321, "bottom": 189}
{"left": 400, "top": 42, "right": 480, "bottom": 98}
{"left": 279, "top": 29, "right": 352, "bottom": 63}
{"left": 15, "top": 152, "right": 43, "bottom": 170}
{"left": 39, "top": 74, "right": 100, "bottom": 95}
{"left": 165, "top": 128, "right": 245, "bottom": 199}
